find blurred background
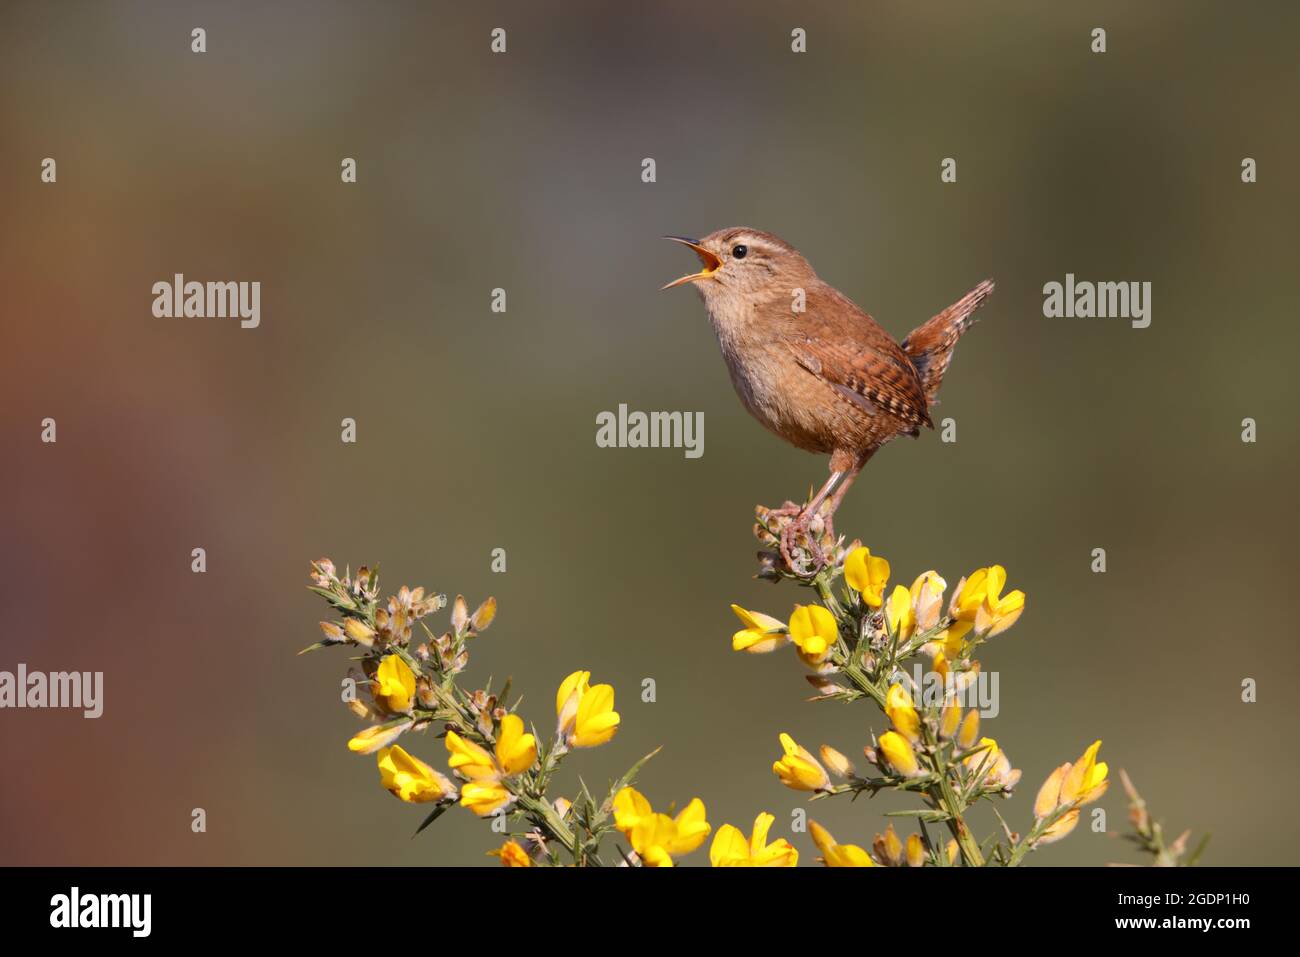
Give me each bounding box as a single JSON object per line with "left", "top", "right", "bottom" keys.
{"left": 2, "top": 0, "right": 1297, "bottom": 865}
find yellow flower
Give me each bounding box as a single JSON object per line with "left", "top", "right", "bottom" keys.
{"left": 963, "top": 737, "right": 1021, "bottom": 790}
{"left": 488, "top": 840, "right": 532, "bottom": 867}
{"left": 951, "top": 566, "right": 1025, "bottom": 637}
{"left": 906, "top": 833, "right": 926, "bottom": 868}
{"left": 930, "top": 619, "right": 973, "bottom": 659}
{"left": 730, "top": 604, "right": 788, "bottom": 653}
{"left": 845, "top": 547, "right": 890, "bottom": 608}
{"left": 613, "top": 787, "right": 710, "bottom": 867}
{"left": 371, "top": 654, "right": 416, "bottom": 714}
{"left": 874, "top": 823, "right": 904, "bottom": 866}
{"left": 1061, "top": 740, "right": 1109, "bottom": 804}
{"left": 885, "top": 584, "right": 916, "bottom": 640}
{"left": 939, "top": 702, "right": 962, "bottom": 740}
{"left": 1039, "top": 740, "right": 1110, "bottom": 811}
{"left": 819, "top": 744, "right": 855, "bottom": 779}
{"left": 885, "top": 682, "right": 921, "bottom": 743}
{"left": 809, "top": 821, "right": 875, "bottom": 867}
{"left": 612, "top": 784, "right": 652, "bottom": 832}
{"left": 950, "top": 568, "right": 993, "bottom": 620}
{"left": 956, "top": 710, "right": 980, "bottom": 750}
{"left": 932, "top": 650, "right": 950, "bottom": 680}
{"left": 772, "top": 733, "right": 830, "bottom": 791}
{"left": 974, "top": 567, "right": 1025, "bottom": 637}
{"left": 1034, "top": 763, "right": 1071, "bottom": 819}
{"left": 459, "top": 780, "right": 513, "bottom": 817}
{"left": 494, "top": 714, "right": 537, "bottom": 776}
{"left": 376, "top": 745, "right": 454, "bottom": 804}
{"left": 343, "top": 618, "right": 377, "bottom": 647}
{"left": 910, "top": 570, "right": 947, "bottom": 631}
{"left": 710, "top": 813, "right": 799, "bottom": 867}
{"left": 555, "top": 670, "right": 621, "bottom": 748}
{"left": 788, "top": 604, "right": 838, "bottom": 664}
{"left": 878, "top": 730, "right": 921, "bottom": 778}
{"left": 445, "top": 730, "right": 497, "bottom": 781}
{"left": 347, "top": 721, "right": 410, "bottom": 754}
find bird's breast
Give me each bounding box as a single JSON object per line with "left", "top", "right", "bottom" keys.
{"left": 707, "top": 305, "right": 839, "bottom": 455}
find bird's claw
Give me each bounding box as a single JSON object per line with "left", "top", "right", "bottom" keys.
{"left": 779, "top": 515, "right": 827, "bottom": 578}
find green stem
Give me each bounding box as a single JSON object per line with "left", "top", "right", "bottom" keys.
{"left": 933, "top": 774, "right": 985, "bottom": 867}
{"left": 813, "top": 574, "right": 845, "bottom": 618}
{"left": 923, "top": 727, "right": 985, "bottom": 867}
{"left": 513, "top": 789, "right": 585, "bottom": 862}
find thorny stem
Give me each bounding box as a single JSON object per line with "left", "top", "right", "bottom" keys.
{"left": 833, "top": 613, "right": 987, "bottom": 867}
{"left": 934, "top": 768, "right": 985, "bottom": 867}
{"left": 920, "top": 717, "right": 985, "bottom": 867}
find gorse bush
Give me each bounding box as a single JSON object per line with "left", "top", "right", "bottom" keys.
{"left": 301, "top": 508, "right": 1202, "bottom": 866}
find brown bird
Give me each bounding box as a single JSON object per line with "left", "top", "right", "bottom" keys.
{"left": 663, "top": 227, "right": 993, "bottom": 571}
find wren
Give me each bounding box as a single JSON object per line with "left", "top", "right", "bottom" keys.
{"left": 663, "top": 227, "right": 993, "bottom": 572}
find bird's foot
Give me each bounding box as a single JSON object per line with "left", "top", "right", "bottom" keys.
{"left": 756, "top": 501, "right": 838, "bottom": 579}
{"left": 779, "top": 517, "right": 826, "bottom": 577}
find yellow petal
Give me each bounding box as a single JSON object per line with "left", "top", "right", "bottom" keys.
{"left": 939, "top": 702, "right": 962, "bottom": 740}
{"left": 710, "top": 824, "right": 750, "bottom": 867}
{"left": 819, "top": 745, "right": 855, "bottom": 778}
{"left": 885, "top": 584, "right": 915, "bottom": 639}
{"left": 773, "top": 733, "right": 830, "bottom": 791}
{"left": 377, "top": 745, "right": 452, "bottom": 803}
{"left": 571, "top": 682, "right": 620, "bottom": 748}
{"left": 885, "top": 682, "right": 921, "bottom": 743}
{"left": 372, "top": 654, "right": 416, "bottom": 713}
{"left": 459, "top": 780, "right": 512, "bottom": 816}
{"left": 555, "top": 670, "right": 590, "bottom": 719}
{"left": 844, "top": 547, "right": 890, "bottom": 608}
{"left": 613, "top": 786, "right": 652, "bottom": 835}
{"left": 489, "top": 839, "right": 531, "bottom": 867}
{"left": 788, "top": 604, "right": 838, "bottom": 658}
{"left": 1034, "top": 763, "right": 1070, "bottom": 818}
{"left": 1060, "top": 740, "right": 1104, "bottom": 805}
{"left": 906, "top": 833, "right": 926, "bottom": 867}
{"left": 664, "top": 798, "right": 711, "bottom": 855}
{"left": 347, "top": 721, "right": 409, "bottom": 754}
{"left": 878, "top": 731, "right": 921, "bottom": 777}
{"left": 494, "top": 713, "right": 537, "bottom": 776}
{"left": 445, "top": 730, "right": 497, "bottom": 780}
{"left": 957, "top": 710, "right": 981, "bottom": 750}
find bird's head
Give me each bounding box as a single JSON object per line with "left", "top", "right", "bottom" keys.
{"left": 661, "top": 228, "right": 815, "bottom": 309}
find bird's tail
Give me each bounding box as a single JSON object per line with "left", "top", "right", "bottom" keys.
{"left": 901, "top": 279, "right": 994, "bottom": 407}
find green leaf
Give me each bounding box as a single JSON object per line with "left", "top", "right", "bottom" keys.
{"left": 413, "top": 800, "right": 453, "bottom": 837}
{"left": 589, "top": 747, "right": 662, "bottom": 834}
{"left": 600, "top": 748, "right": 662, "bottom": 810}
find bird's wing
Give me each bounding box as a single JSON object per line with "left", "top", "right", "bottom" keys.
{"left": 782, "top": 284, "right": 932, "bottom": 432}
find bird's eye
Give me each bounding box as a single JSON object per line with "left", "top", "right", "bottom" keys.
{"left": 732, "top": 244, "right": 748, "bottom": 259}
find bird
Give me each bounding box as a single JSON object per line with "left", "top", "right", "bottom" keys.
{"left": 662, "top": 227, "right": 993, "bottom": 573}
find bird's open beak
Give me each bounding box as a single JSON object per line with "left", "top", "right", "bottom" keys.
{"left": 661, "top": 236, "right": 723, "bottom": 290}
